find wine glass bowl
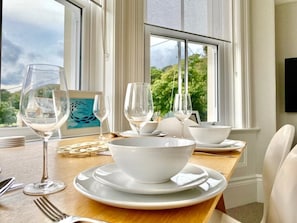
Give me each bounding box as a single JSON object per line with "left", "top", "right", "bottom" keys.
{"left": 173, "top": 93, "right": 192, "bottom": 138}
{"left": 19, "top": 64, "right": 70, "bottom": 195}
{"left": 93, "top": 94, "right": 110, "bottom": 142}
{"left": 124, "top": 83, "right": 154, "bottom": 134}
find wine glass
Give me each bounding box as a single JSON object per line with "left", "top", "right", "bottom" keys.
{"left": 124, "top": 82, "right": 154, "bottom": 135}
{"left": 19, "top": 64, "right": 70, "bottom": 195}
{"left": 93, "top": 94, "right": 110, "bottom": 142}
{"left": 173, "top": 93, "right": 192, "bottom": 138}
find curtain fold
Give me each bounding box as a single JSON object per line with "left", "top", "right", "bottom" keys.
{"left": 145, "top": 0, "right": 231, "bottom": 42}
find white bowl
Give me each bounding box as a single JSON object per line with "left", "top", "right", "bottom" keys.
{"left": 108, "top": 137, "right": 195, "bottom": 183}
{"left": 129, "top": 121, "right": 159, "bottom": 134}
{"left": 140, "top": 121, "right": 159, "bottom": 133}
{"left": 188, "top": 125, "right": 231, "bottom": 144}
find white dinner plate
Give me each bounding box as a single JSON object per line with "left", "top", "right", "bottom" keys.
{"left": 73, "top": 165, "right": 227, "bottom": 210}
{"left": 195, "top": 140, "right": 245, "bottom": 152}
{"left": 119, "top": 130, "right": 167, "bottom": 137}
{"left": 92, "top": 163, "right": 209, "bottom": 195}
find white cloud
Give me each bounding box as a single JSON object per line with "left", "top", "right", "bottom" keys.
{"left": 4, "top": 0, "right": 64, "bottom": 31}
{"left": 1, "top": 0, "right": 65, "bottom": 92}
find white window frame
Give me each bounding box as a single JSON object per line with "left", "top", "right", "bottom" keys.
{"left": 232, "top": 0, "right": 251, "bottom": 128}
{"left": 144, "top": 25, "right": 233, "bottom": 125}
{"left": 143, "top": 0, "right": 251, "bottom": 129}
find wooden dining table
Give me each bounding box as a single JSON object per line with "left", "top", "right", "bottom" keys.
{"left": 0, "top": 134, "right": 246, "bottom": 223}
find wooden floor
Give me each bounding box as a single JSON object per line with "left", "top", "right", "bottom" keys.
{"left": 227, "top": 202, "right": 263, "bottom": 223}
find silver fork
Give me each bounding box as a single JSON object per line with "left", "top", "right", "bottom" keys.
{"left": 34, "top": 196, "right": 108, "bottom": 223}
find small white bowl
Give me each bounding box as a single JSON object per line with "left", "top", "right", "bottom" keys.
{"left": 108, "top": 137, "right": 195, "bottom": 183}
{"left": 188, "top": 125, "right": 231, "bottom": 144}
{"left": 129, "top": 121, "right": 159, "bottom": 134}
{"left": 140, "top": 121, "right": 159, "bottom": 134}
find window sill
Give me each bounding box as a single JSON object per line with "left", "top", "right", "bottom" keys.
{"left": 0, "top": 127, "right": 39, "bottom": 140}
{"left": 231, "top": 127, "right": 261, "bottom": 133}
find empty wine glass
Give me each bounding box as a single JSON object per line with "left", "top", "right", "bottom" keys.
{"left": 93, "top": 94, "right": 110, "bottom": 142}
{"left": 173, "top": 93, "right": 192, "bottom": 138}
{"left": 124, "top": 82, "right": 154, "bottom": 135}
{"left": 19, "top": 64, "right": 70, "bottom": 195}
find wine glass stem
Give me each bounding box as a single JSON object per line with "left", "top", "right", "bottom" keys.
{"left": 41, "top": 138, "right": 49, "bottom": 183}
{"left": 99, "top": 124, "right": 103, "bottom": 138}
{"left": 135, "top": 124, "right": 141, "bottom": 135}
{"left": 181, "top": 121, "right": 185, "bottom": 138}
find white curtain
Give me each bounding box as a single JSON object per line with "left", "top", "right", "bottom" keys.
{"left": 145, "top": 0, "right": 231, "bottom": 42}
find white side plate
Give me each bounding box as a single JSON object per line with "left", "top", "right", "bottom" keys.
{"left": 195, "top": 140, "right": 245, "bottom": 152}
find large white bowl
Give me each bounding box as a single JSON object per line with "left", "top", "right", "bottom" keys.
{"left": 108, "top": 137, "right": 195, "bottom": 183}
{"left": 188, "top": 125, "right": 231, "bottom": 144}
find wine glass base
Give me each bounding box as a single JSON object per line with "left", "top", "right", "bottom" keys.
{"left": 23, "top": 179, "right": 66, "bottom": 196}
{"left": 98, "top": 135, "right": 109, "bottom": 143}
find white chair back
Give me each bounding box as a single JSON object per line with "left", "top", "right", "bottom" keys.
{"left": 267, "top": 144, "right": 297, "bottom": 223}
{"left": 208, "top": 124, "right": 295, "bottom": 223}
{"left": 261, "top": 124, "right": 295, "bottom": 223}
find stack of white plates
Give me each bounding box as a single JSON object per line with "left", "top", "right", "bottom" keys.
{"left": 0, "top": 136, "right": 25, "bottom": 149}
{"left": 92, "top": 163, "right": 209, "bottom": 195}
{"left": 74, "top": 162, "right": 228, "bottom": 210}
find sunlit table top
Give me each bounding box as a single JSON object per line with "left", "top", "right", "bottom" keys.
{"left": 0, "top": 134, "right": 246, "bottom": 223}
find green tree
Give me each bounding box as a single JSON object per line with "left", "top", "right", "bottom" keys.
{"left": 0, "top": 101, "right": 17, "bottom": 125}
{"left": 151, "top": 67, "right": 163, "bottom": 85}
{"left": 10, "top": 91, "right": 21, "bottom": 109}
{"left": 151, "top": 53, "right": 207, "bottom": 120}
{"left": 151, "top": 64, "right": 178, "bottom": 116}
{"left": 188, "top": 54, "right": 207, "bottom": 121}
{"left": 0, "top": 89, "right": 11, "bottom": 102}
{"left": 0, "top": 90, "right": 21, "bottom": 126}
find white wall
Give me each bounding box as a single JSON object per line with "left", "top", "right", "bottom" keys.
{"left": 275, "top": 0, "right": 297, "bottom": 4}
{"left": 275, "top": 2, "right": 297, "bottom": 144}
{"left": 250, "top": 0, "right": 277, "bottom": 173}
{"left": 223, "top": 0, "right": 277, "bottom": 208}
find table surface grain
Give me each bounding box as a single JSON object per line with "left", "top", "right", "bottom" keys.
{"left": 0, "top": 135, "right": 245, "bottom": 223}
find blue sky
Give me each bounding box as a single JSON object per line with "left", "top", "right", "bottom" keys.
{"left": 1, "top": 0, "right": 64, "bottom": 92}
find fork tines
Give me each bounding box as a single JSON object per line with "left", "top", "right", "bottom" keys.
{"left": 34, "top": 196, "right": 68, "bottom": 221}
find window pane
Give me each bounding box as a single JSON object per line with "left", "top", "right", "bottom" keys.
{"left": 0, "top": 0, "right": 81, "bottom": 127}
{"left": 150, "top": 36, "right": 185, "bottom": 116}
{"left": 150, "top": 35, "right": 218, "bottom": 122}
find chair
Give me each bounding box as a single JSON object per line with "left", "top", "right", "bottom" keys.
{"left": 209, "top": 124, "right": 295, "bottom": 223}
{"left": 266, "top": 143, "right": 297, "bottom": 223}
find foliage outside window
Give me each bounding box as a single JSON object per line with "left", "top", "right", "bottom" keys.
{"left": 148, "top": 34, "right": 218, "bottom": 122}
{"left": 151, "top": 52, "right": 208, "bottom": 121}
{"left": 145, "top": 0, "right": 231, "bottom": 124}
